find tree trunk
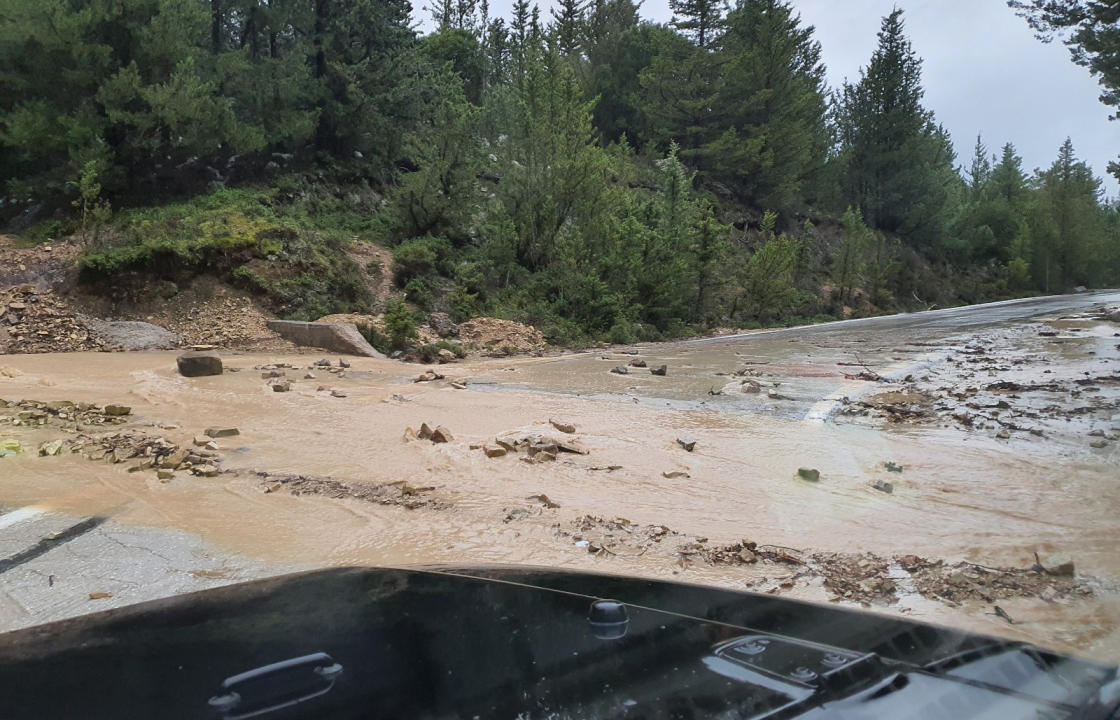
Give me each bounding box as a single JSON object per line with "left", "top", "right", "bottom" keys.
{"left": 211, "top": 0, "right": 222, "bottom": 53}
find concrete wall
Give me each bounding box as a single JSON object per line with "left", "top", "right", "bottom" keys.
{"left": 266, "top": 320, "right": 386, "bottom": 358}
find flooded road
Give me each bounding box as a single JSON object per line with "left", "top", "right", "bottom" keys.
{"left": 1, "top": 291, "right": 1118, "bottom": 660}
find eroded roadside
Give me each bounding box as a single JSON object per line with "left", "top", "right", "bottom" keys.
{"left": 0, "top": 297, "right": 1118, "bottom": 661}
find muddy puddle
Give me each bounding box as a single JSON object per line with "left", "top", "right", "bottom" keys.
{"left": 1, "top": 294, "right": 1120, "bottom": 660}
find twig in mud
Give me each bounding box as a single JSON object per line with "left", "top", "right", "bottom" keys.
{"left": 989, "top": 605, "right": 1015, "bottom": 624}
{"left": 598, "top": 546, "right": 648, "bottom": 558}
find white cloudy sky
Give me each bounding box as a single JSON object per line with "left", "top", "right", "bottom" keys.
{"left": 418, "top": 0, "right": 1119, "bottom": 197}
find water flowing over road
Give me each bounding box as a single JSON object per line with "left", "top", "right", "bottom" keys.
{"left": 1, "top": 291, "right": 1118, "bottom": 659}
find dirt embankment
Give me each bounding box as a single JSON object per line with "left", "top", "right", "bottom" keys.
{"left": 0, "top": 236, "right": 548, "bottom": 357}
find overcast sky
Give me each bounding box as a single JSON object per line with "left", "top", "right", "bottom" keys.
{"left": 418, "top": 0, "right": 1118, "bottom": 197}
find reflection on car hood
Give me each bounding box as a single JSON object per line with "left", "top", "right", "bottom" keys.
{"left": 0, "top": 565, "right": 1116, "bottom": 719}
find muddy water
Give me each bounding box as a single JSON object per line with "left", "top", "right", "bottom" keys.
{"left": 1, "top": 292, "right": 1119, "bottom": 660}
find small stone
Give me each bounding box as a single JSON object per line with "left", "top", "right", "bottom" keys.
{"left": 676, "top": 437, "right": 696, "bottom": 452}
{"left": 797, "top": 467, "right": 820, "bottom": 482}
{"left": 315, "top": 359, "right": 332, "bottom": 367}
{"left": 339, "top": 359, "right": 351, "bottom": 368}
{"left": 38, "top": 439, "right": 64, "bottom": 456}
{"left": 1049, "top": 560, "right": 1076, "bottom": 577}
{"left": 205, "top": 427, "right": 239, "bottom": 438}
{"left": 331, "top": 389, "right": 347, "bottom": 398}
{"left": 484, "top": 445, "right": 507, "bottom": 458}
{"left": 872, "top": 479, "right": 893, "bottom": 494}
{"left": 1089, "top": 439, "right": 1108, "bottom": 448}
{"left": 741, "top": 380, "right": 761, "bottom": 393}
{"left": 996, "top": 429, "right": 1011, "bottom": 440}
{"left": 1040, "top": 586, "right": 1059, "bottom": 603}
{"left": 192, "top": 464, "right": 220, "bottom": 477}
{"left": 403, "top": 426, "right": 417, "bottom": 441}
{"left": 161, "top": 449, "right": 188, "bottom": 468}
{"left": 738, "top": 549, "right": 757, "bottom": 563}
{"left": 317, "top": 385, "right": 329, "bottom": 392}
{"left": 611, "top": 365, "right": 629, "bottom": 375}
{"left": 450, "top": 382, "right": 467, "bottom": 390}
{"left": 629, "top": 359, "right": 647, "bottom": 368}
{"left": 496, "top": 439, "right": 517, "bottom": 453}
{"left": 88, "top": 592, "right": 113, "bottom": 600}
{"left": 549, "top": 418, "right": 576, "bottom": 434}
{"left": 157, "top": 469, "right": 174, "bottom": 480}
{"left": 650, "top": 364, "right": 667, "bottom": 376}
{"left": 193, "top": 435, "right": 211, "bottom": 446}
{"left": 103, "top": 405, "right": 131, "bottom": 417}
{"left": 431, "top": 426, "right": 453, "bottom": 443}
{"left": 271, "top": 381, "right": 291, "bottom": 392}
{"left": 304, "top": 372, "right": 316, "bottom": 379}
{"left": 437, "top": 349, "right": 456, "bottom": 361}
{"left": 418, "top": 423, "right": 433, "bottom": 440}
{"left": 883, "top": 461, "right": 903, "bottom": 473}
{"left": 662, "top": 471, "right": 690, "bottom": 479}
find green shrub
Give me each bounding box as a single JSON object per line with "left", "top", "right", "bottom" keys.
{"left": 391, "top": 236, "right": 452, "bottom": 284}
{"left": 383, "top": 298, "right": 417, "bottom": 350}
{"left": 413, "top": 340, "right": 467, "bottom": 362}
{"left": 356, "top": 323, "right": 392, "bottom": 355}
{"left": 404, "top": 276, "right": 434, "bottom": 309}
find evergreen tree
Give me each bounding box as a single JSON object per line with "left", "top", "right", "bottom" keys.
{"left": 550, "top": 0, "right": 586, "bottom": 56}
{"left": 990, "top": 142, "right": 1029, "bottom": 206}
{"left": 669, "top": 0, "right": 726, "bottom": 48}
{"left": 1010, "top": 1, "right": 1120, "bottom": 179}
{"left": 1028, "top": 138, "right": 1104, "bottom": 290}
{"left": 699, "top": 0, "right": 830, "bottom": 212}
{"left": 835, "top": 8, "right": 957, "bottom": 250}
{"left": 967, "top": 134, "right": 992, "bottom": 200}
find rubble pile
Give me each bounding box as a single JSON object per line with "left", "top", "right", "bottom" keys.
{"left": 457, "top": 317, "right": 546, "bottom": 355}
{"left": 899, "top": 555, "right": 1090, "bottom": 605}
{"left": 0, "top": 288, "right": 111, "bottom": 353}
{"left": 812, "top": 552, "right": 897, "bottom": 604}
{"left": 554, "top": 515, "right": 680, "bottom": 556}
{"left": 257, "top": 472, "right": 447, "bottom": 510}
{"left": 0, "top": 398, "right": 132, "bottom": 430}
{"left": 470, "top": 431, "right": 589, "bottom": 463}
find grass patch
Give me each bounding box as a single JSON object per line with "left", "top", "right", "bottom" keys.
{"left": 74, "top": 185, "right": 376, "bottom": 319}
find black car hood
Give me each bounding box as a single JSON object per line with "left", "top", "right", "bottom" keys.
{"left": 0, "top": 565, "right": 1115, "bottom": 719}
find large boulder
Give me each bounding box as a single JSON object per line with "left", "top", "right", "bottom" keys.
{"left": 266, "top": 320, "right": 385, "bottom": 358}
{"left": 428, "top": 312, "right": 460, "bottom": 338}
{"left": 177, "top": 351, "right": 223, "bottom": 377}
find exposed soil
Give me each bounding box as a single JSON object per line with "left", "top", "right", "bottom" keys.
{"left": 458, "top": 317, "right": 547, "bottom": 355}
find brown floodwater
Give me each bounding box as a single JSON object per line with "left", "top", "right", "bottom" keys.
{"left": 1, "top": 292, "right": 1119, "bottom": 659}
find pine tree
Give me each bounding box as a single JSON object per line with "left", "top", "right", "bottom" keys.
{"left": 551, "top": 0, "right": 586, "bottom": 56}
{"left": 1010, "top": 1, "right": 1120, "bottom": 179}
{"left": 699, "top": 0, "right": 829, "bottom": 212}
{"left": 989, "top": 143, "right": 1028, "bottom": 206}
{"left": 967, "top": 134, "right": 992, "bottom": 200}
{"left": 1029, "top": 138, "right": 1104, "bottom": 290}
{"left": 669, "top": 0, "right": 726, "bottom": 48}
{"left": 836, "top": 8, "right": 957, "bottom": 250}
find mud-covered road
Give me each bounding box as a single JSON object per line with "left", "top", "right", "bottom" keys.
{"left": 1, "top": 291, "right": 1118, "bottom": 660}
